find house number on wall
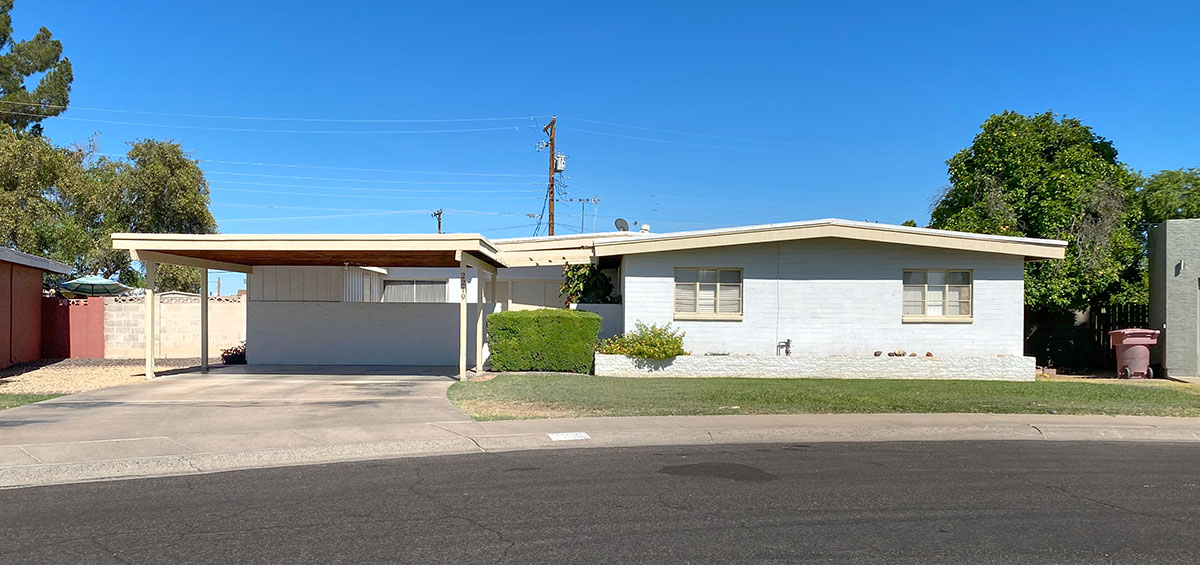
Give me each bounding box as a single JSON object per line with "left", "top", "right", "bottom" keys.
{"left": 460, "top": 273, "right": 467, "bottom": 300}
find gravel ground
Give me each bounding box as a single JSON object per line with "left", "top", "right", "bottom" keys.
{"left": 0, "top": 358, "right": 217, "bottom": 395}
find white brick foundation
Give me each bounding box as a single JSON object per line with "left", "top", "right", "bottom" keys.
{"left": 594, "top": 353, "right": 1036, "bottom": 381}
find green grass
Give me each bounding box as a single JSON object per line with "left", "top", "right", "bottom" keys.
{"left": 0, "top": 393, "right": 63, "bottom": 411}
{"left": 448, "top": 374, "right": 1200, "bottom": 421}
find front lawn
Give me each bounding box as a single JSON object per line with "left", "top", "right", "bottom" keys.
{"left": 0, "top": 393, "right": 63, "bottom": 411}
{"left": 448, "top": 374, "right": 1200, "bottom": 420}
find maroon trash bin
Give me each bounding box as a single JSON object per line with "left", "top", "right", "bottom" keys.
{"left": 1109, "top": 329, "right": 1160, "bottom": 379}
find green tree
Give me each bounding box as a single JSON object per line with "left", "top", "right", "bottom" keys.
{"left": 67, "top": 139, "right": 217, "bottom": 292}
{"left": 0, "top": 0, "right": 73, "bottom": 134}
{"left": 930, "top": 111, "right": 1144, "bottom": 312}
{"left": 1141, "top": 168, "right": 1200, "bottom": 223}
{"left": 0, "top": 128, "right": 87, "bottom": 267}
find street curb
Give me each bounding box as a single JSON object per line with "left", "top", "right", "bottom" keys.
{"left": 4, "top": 415, "right": 1200, "bottom": 489}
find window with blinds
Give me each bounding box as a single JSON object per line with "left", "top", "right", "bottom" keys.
{"left": 902, "top": 270, "right": 972, "bottom": 320}
{"left": 382, "top": 280, "right": 448, "bottom": 303}
{"left": 674, "top": 268, "right": 742, "bottom": 319}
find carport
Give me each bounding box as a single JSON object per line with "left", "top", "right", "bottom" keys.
{"left": 111, "top": 233, "right": 508, "bottom": 379}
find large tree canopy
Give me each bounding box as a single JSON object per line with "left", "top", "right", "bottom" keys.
{"left": 929, "top": 111, "right": 1144, "bottom": 312}
{"left": 0, "top": 129, "right": 87, "bottom": 264}
{"left": 0, "top": 134, "right": 216, "bottom": 292}
{"left": 1141, "top": 168, "right": 1200, "bottom": 224}
{"left": 68, "top": 139, "right": 217, "bottom": 291}
{"left": 0, "top": 0, "right": 72, "bottom": 134}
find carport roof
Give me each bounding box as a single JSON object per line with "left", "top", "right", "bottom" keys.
{"left": 111, "top": 233, "right": 506, "bottom": 273}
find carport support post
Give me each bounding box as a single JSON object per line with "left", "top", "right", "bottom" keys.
{"left": 144, "top": 261, "right": 157, "bottom": 380}
{"left": 458, "top": 259, "right": 468, "bottom": 379}
{"left": 475, "top": 267, "right": 484, "bottom": 374}
{"left": 200, "top": 267, "right": 209, "bottom": 373}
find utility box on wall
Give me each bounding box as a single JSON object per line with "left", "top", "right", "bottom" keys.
{"left": 1148, "top": 219, "right": 1200, "bottom": 379}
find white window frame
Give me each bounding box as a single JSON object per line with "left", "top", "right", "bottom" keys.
{"left": 902, "top": 269, "right": 973, "bottom": 323}
{"left": 673, "top": 267, "right": 743, "bottom": 321}
{"left": 382, "top": 279, "right": 449, "bottom": 303}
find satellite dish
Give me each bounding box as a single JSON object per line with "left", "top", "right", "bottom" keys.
{"left": 614, "top": 218, "right": 629, "bottom": 232}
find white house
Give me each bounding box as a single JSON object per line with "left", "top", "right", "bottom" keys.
{"left": 111, "top": 219, "right": 1065, "bottom": 380}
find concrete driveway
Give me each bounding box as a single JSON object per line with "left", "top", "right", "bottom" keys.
{"left": 0, "top": 365, "right": 472, "bottom": 470}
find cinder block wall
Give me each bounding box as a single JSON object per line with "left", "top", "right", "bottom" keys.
{"left": 1150, "top": 220, "right": 1200, "bottom": 378}
{"left": 103, "top": 295, "right": 246, "bottom": 359}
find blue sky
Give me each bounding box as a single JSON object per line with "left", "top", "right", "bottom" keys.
{"left": 17, "top": 1, "right": 1200, "bottom": 291}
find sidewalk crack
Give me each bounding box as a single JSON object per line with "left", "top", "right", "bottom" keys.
{"left": 1028, "top": 425, "right": 1048, "bottom": 440}
{"left": 16, "top": 445, "right": 43, "bottom": 464}
{"left": 429, "top": 423, "right": 489, "bottom": 454}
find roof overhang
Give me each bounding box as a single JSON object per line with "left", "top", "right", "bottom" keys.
{"left": 111, "top": 233, "right": 507, "bottom": 273}
{"left": 591, "top": 219, "right": 1067, "bottom": 261}
{"left": 0, "top": 247, "right": 72, "bottom": 274}
{"left": 492, "top": 232, "right": 640, "bottom": 266}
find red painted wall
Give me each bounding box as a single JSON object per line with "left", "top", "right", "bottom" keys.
{"left": 40, "top": 297, "right": 105, "bottom": 360}
{"left": 9, "top": 264, "right": 43, "bottom": 365}
{"left": 0, "top": 262, "right": 11, "bottom": 368}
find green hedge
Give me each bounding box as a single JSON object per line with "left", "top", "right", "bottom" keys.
{"left": 487, "top": 309, "right": 602, "bottom": 374}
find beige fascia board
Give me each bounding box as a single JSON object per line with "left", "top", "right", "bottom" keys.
{"left": 455, "top": 250, "right": 499, "bottom": 275}
{"left": 593, "top": 223, "right": 1066, "bottom": 260}
{"left": 130, "top": 250, "right": 254, "bottom": 274}
{"left": 112, "top": 233, "right": 507, "bottom": 267}
{"left": 492, "top": 234, "right": 636, "bottom": 252}
{"left": 496, "top": 249, "right": 596, "bottom": 267}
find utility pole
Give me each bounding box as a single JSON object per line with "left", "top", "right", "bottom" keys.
{"left": 543, "top": 117, "right": 557, "bottom": 235}
{"left": 557, "top": 196, "right": 599, "bottom": 233}
{"left": 431, "top": 209, "right": 444, "bottom": 234}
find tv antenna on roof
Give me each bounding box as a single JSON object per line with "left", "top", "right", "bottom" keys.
{"left": 614, "top": 218, "right": 629, "bottom": 232}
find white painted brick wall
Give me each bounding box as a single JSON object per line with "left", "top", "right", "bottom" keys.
{"left": 621, "top": 239, "right": 1025, "bottom": 357}
{"left": 595, "top": 353, "right": 1036, "bottom": 381}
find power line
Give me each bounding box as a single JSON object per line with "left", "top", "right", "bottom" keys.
{"left": 196, "top": 158, "right": 539, "bottom": 178}
{"left": 2, "top": 110, "right": 530, "bottom": 134}
{"left": 203, "top": 170, "right": 540, "bottom": 186}
{"left": 218, "top": 210, "right": 432, "bottom": 222}
{"left": 209, "top": 179, "right": 540, "bottom": 194}
{"left": 99, "top": 151, "right": 544, "bottom": 177}
{"left": 0, "top": 100, "right": 548, "bottom": 123}
{"left": 561, "top": 126, "right": 838, "bottom": 156}
{"left": 210, "top": 187, "right": 543, "bottom": 201}
{"left": 562, "top": 116, "right": 788, "bottom": 145}
{"left": 214, "top": 202, "right": 522, "bottom": 217}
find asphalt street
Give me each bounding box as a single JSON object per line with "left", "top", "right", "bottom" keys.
{"left": 1, "top": 441, "right": 1197, "bottom": 563}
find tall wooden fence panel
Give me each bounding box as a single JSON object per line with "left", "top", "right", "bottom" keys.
{"left": 1088, "top": 303, "right": 1151, "bottom": 369}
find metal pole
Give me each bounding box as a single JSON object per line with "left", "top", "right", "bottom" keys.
{"left": 458, "top": 260, "right": 468, "bottom": 379}
{"left": 475, "top": 267, "right": 484, "bottom": 374}
{"left": 200, "top": 268, "right": 209, "bottom": 373}
{"left": 144, "top": 262, "right": 157, "bottom": 380}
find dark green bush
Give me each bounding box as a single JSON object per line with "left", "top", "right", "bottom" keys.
{"left": 597, "top": 321, "right": 688, "bottom": 360}
{"left": 487, "top": 309, "right": 602, "bottom": 373}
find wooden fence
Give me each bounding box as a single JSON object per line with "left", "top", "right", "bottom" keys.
{"left": 1026, "top": 303, "right": 1151, "bottom": 372}
{"left": 1087, "top": 303, "right": 1151, "bottom": 368}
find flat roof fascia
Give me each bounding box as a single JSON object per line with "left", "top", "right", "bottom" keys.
{"left": 591, "top": 222, "right": 1067, "bottom": 261}
{"left": 0, "top": 247, "right": 72, "bottom": 274}
{"left": 496, "top": 248, "right": 596, "bottom": 267}
{"left": 112, "top": 233, "right": 506, "bottom": 267}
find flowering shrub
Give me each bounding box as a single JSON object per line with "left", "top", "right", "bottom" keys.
{"left": 597, "top": 322, "right": 688, "bottom": 360}
{"left": 221, "top": 342, "right": 247, "bottom": 364}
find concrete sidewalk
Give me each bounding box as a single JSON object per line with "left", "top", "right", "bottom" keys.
{"left": 4, "top": 412, "right": 1200, "bottom": 489}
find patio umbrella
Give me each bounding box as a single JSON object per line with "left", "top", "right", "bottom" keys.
{"left": 59, "top": 275, "right": 133, "bottom": 297}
